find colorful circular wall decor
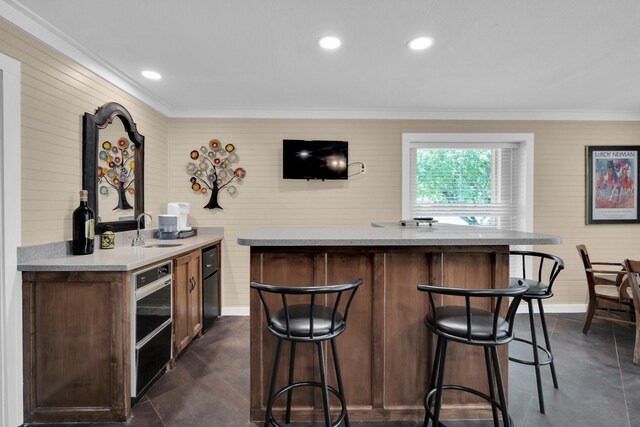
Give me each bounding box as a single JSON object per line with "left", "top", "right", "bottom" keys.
{"left": 186, "top": 138, "right": 246, "bottom": 209}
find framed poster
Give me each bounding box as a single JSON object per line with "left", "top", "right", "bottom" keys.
{"left": 586, "top": 145, "right": 640, "bottom": 224}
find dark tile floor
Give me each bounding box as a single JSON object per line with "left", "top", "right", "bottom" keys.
{"left": 94, "top": 313, "right": 638, "bottom": 427}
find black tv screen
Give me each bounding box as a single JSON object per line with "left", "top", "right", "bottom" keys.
{"left": 283, "top": 140, "right": 348, "bottom": 180}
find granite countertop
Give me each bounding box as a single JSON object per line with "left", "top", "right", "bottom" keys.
{"left": 237, "top": 223, "right": 561, "bottom": 247}
{"left": 18, "top": 228, "right": 224, "bottom": 272}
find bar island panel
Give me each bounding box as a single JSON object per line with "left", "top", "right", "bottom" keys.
{"left": 239, "top": 226, "right": 560, "bottom": 422}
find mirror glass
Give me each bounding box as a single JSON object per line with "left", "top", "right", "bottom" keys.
{"left": 96, "top": 118, "right": 136, "bottom": 223}
{"left": 83, "top": 102, "right": 145, "bottom": 234}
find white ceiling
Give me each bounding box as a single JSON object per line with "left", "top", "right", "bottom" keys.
{"left": 2, "top": 0, "right": 640, "bottom": 118}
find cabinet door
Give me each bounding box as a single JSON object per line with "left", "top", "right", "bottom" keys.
{"left": 188, "top": 252, "right": 202, "bottom": 338}
{"left": 173, "top": 250, "right": 203, "bottom": 356}
{"left": 173, "top": 253, "right": 192, "bottom": 355}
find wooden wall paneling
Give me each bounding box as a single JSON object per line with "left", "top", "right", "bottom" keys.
{"left": 383, "top": 251, "right": 430, "bottom": 409}
{"left": 325, "top": 252, "right": 374, "bottom": 409}
{"left": 371, "top": 252, "right": 385, "bottom": 410}
{"left": 429, "top": 248, "right": 509, "bottom": 413}
{"left": 249, "top": 246, "right": 514, "bottom": 422}
{"left": 256, "top": 251, "right": 316, "bottom": 417}
{"left": 440, "top": 251, "right": 494, "bottom": 407}
{"left": 249, "top": 252, "right": 263, "bottom": 420}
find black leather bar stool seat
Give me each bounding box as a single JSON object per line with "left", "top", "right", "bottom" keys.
{"left": 418, "top": 284, "right": 527, "bottom": 427}
{"left": 509, "top": 251, "right": 564, "bottom": 414}
{"left": 251, "top": 279, "right": 363, "bottom": 427}
{"left": 271, "top": 304, "right": 346, "bottom": 337}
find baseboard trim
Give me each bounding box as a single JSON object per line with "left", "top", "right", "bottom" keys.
{"left": 517, "top": 303, "right": 587, "bottom": 314}
{"left": 221, "top": 306, "right": 250, "bottom": 316}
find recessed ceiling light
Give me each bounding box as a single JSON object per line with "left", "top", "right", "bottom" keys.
{"left": 141, "top": 70, "right": 162, "bottom": 80}
{"left": 407, "top": 36, "right": 434, "bottom": 51}
{"left": 318, "top": 36, "right": 341, "bottom": 50}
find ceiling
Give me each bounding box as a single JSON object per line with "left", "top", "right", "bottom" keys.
{"left": 2, "top": 0, "right": 640, "bottom": 118}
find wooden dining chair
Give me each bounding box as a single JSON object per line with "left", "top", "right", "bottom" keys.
{"left": 576, "top": 244, "right": 633, "bottom": 334}
{"left": 622, "top": 260, "right": 639, "bottom": 364}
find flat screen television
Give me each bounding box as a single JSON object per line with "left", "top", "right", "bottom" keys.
{"left": 283, "top": 139, "right": 348, "bottom": 180}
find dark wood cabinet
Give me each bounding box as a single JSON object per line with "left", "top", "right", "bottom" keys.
{"left": 22, "top": 271, "right": 131, "bottom": 423}
{"left": 173, "top": 250, "right": 202, "bottom": 356}
{"left": 21, "top": 239, "right": 221, "bottom": 424}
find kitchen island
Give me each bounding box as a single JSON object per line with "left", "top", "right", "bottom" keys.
{"left": 238, "top": 224, "right": 560, "bottom": 423}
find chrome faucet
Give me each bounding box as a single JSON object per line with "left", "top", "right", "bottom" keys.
{"left": 131, "top": 213, "right": 152, "bottom": 246}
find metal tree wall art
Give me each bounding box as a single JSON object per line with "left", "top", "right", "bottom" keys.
{"left": 186, "top": 139, "right": 246, "bottom": 209}
{"left": 98, "top": 137, "right": 135, "bottom": 210}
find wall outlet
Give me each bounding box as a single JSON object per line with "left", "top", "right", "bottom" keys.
{"left": 360, "top": 164, "right": 366, "bottom": 174}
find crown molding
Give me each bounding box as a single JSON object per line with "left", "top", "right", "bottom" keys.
{"left": 171, "top": 107, "right": 640, "bottom": 121}
{"left": 2, "top": 1, "right": 640, "bottom": 121}
{"left": 0, "top": 0, "right": 173, "bottom": 116}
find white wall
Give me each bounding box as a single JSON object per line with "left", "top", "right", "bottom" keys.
{"left": 0, "top": 51, "right": 22, "bottom": 427}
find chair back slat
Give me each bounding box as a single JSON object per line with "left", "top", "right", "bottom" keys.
{"left": 510, "top": 250, "right": 565, "bottom": 295}
{"left": 256, "top": 289, "right": 271, "bottom": 326}
{"left": 492, "top": 296, "right": 503, "bottom": 341}
{"left": 250, "top": 278, "right": 363, "bottom": 341}
{"left": 331, "top": 292, "right": 342, "bottom": 333}
{"left": 309, "top": 293, "right": 316, "bottom": 339}
{"left": 465, "top": 296, "right": 472, "bottom": 341}
{"left": 417, "top": 284, "right": 527, "bottom": 345}
{"left": 281, "top": 294, "right": 291, "bottom": 338}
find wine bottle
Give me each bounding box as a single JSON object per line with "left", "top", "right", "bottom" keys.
{"left": 72, "top": 190, "right": 95, "bottom": 255}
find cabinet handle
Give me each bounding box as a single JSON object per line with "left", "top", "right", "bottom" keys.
{"left": 188, "top": 277, "right": 193, "bottom": 292}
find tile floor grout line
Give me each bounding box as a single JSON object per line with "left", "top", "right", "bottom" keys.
{"left": 612, "top": 324, "right": 632, "bottom": 427}
{"left": 187, "top": 344, "right": 250, "bottom": 403}
{"left": 146, "top": 397, "right": 168, "bottom": 427}
{"left": 518, "top": 395, "right": 534, "bottom": 427}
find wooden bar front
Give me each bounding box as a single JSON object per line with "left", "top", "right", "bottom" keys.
{"left": 249, "top": 245, "right": 510, "bottom": 423}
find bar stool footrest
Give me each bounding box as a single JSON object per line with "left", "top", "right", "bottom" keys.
{"left": 424, "top": 384, "right": 513, "bottom": 427}
{"left": 267, "top": 381, "right": 346, "bottom": 427}
{"left": 508, "top": 336, "right": 553, "bottom": 366}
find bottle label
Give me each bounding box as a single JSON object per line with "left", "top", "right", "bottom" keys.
{"left": 86, "top": 218, "right": 95, "bottom": 239}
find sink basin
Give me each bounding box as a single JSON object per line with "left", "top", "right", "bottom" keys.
{"left": 142, "top": 243, "right": 183, "bottom": 248}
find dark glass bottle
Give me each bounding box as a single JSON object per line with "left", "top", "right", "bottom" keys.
{"left": 72, "top": 190, "right": 95, "bottom": 255}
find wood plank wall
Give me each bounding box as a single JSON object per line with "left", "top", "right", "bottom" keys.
{"left": 168, "top": 119, "right": 640, "bottom": 308}
{"left": 3, "top": 17, "right": 640, "bottom": 310}
{"left": 0, "top": 18, "right": 168, "bottom": 245}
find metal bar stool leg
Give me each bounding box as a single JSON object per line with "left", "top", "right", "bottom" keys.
{"left": 285, "top": 341, "right": 297, "bottom": 424}
{"left": 266, "top": 338, "right": 283, "bottom": 426}
{"left": 425, "top": 335, "right": 443, "bottom": 427}
{"left": 527, "top": 299, "right": 545, "bottom": 414}
{"left": 490, "top": 346, "right": 510, "bottom": 427}
{"left": 538, "top": 299, "right": 558, "bottom": 389}
{"left": 330, "top": 338, "right": 349, "bottom": 427}
{"left": 429, "top": 335, "right": 443, "bottom": 392}
{"left": 317, "top": 341, "right": 332, "bottom": 427}
{"left": 431, "top": 338, "right": 449, "bottom": 427}
{"left": 484, "top": 347, "right": 500, "bottom": 427}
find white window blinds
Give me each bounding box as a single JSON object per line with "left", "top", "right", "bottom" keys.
{"left": 408, "top": 142, "right": 525, "bottom": 230}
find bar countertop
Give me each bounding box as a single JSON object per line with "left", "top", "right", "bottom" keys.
{"left": 237, "top": 223, "right": 561, "bottom": 247}
{"left": 18, "top": 228, "right": 224, "bottom": 272}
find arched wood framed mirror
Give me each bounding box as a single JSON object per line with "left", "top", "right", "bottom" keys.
{"left": 82, "top": 102, "right": 145, "bottom": 233}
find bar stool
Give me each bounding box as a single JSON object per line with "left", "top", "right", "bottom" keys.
{"left": 251, "top": 279, "right": 363, "bottom": 427}
{"left": 508, "top": 250, "right": 564, "bottom": 414}
{"left": 417, "top": 284, "right": 527, "bottom": 427}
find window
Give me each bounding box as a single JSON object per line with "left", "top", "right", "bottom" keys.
{"left": 402, "top": 133, "right": 533, "bottom": 232}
